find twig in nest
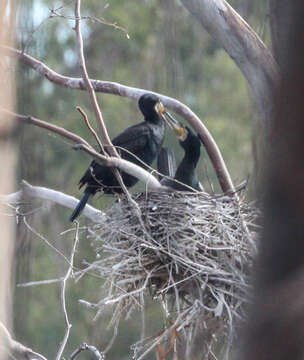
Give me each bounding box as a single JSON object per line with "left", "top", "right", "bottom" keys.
{"left": 81, "top": 191, "right": 259, "bottom": 359}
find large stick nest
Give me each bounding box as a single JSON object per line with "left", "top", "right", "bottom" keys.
{"left": 85, "top": 191, "right": 258, "bottom": 359}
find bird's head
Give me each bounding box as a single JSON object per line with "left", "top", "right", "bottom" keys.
{"left": 178, "top": 126, "right": 201, "bottom": 154}
{"left": 138, "top": 93, "right": 181, "bottom": 130}
{"left": 138, "top": 93, "right": 161, "bottom": 120}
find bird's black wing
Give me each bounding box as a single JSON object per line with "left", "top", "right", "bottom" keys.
{"left": 78, "top": 123, "right": 150, "bottom": 190}
{"left": 157, "top": 147, "right": 177, "bottom": 180}
{"left": 111, "top": 122, "right": 150, "bottom": 154}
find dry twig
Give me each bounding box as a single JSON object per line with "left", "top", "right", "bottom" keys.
{"left": 0, "top": 45, "right": 236, "bottom": 194}
{"left": 56, "top": 222, "right": 80, "bottom": 360}
{"left": 70, "top": 342, "right": 103, "bottom": 360}
{"left": 0, "top": 108, "right": 163, "bottom": 191}
{"left": 76, "top": 106, "right": 103, "bottom": 152}
{"left": 81, "top": 191, "right": 258, "bottom": 358}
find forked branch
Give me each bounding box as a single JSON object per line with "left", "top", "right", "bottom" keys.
{"left": 181, "top": 0, "right": 279, "bottom": 125}
{"left": 1, "top": 46, "right": 235, "bottom": 194}
{"left": 1, "top": 108, "right": 163, "bottom": 191}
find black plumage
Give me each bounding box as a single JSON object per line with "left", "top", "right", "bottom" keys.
{"left": 157, "top": 147, "right": 176, "bottom": 181}
{"left": 161, "top": 126, "right": 203, "bottom": 191}
{"left": 70, "top": 94, "right": 170, "bottom": 221}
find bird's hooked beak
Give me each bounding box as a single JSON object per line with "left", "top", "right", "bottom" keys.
{"left": 155, "top": 101, "right": 183, "bottom": 135}
{"left": 177, "top": 126, "right": 188, "bottom": 141}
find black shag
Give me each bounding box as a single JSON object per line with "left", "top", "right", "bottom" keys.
{"left": 161, "top": 126, "right": 203, "bottom": 191}
{"left": 70, "top": 93, "right": 179, "bottom": 221}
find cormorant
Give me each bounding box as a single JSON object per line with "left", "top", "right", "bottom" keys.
{"left": 160, "top": 126, "right": 203, "bottom": 191}
{"left": 70, "top": 93, "right": 179, "bottom": 221}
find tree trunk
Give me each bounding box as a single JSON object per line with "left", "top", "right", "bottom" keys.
{"left": 268, "top": 0, "right": 292, "bottom": 69}
{"left": 240, "top": 2, "right": 304, "bottom": 359}
{"left": 0, "top": 1, "right": 16, "bottom": 359}
{"left": 181, "top": 0, "right": 278, "bottom": 128}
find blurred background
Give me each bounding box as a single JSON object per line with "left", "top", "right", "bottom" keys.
{"left": 14, "top": 0, "right": 268, "bottom": 358}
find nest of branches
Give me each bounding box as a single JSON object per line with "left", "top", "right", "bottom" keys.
{"left": 85, "top": 191, "right": 258, "bottom": 359}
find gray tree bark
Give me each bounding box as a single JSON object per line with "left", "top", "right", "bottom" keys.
{"left": 0, "top": 1, "right": 16, "bottom": 359}
{"left": 181, "top": 0, "right": 279, "bottom": 128}
{"left": 240, "top": 2, "right": 304, "bottom": 359}
{"left": 268, "top": 0, "right": 291, "bottom": 69}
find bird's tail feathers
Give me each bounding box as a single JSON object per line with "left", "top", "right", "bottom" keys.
{"left": 70, "top": 190, "right": 91, "bottom": 222}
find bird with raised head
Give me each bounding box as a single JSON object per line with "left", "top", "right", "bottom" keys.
{"left": 160, "top": 126, "right": 203, "bottom": 192}
{"left": 70, "top": 93, "right": 179, "bottom": 221}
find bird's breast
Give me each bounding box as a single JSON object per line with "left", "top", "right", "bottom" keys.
{"left": 149, "top": 122, "right": 166, "bottom": 147}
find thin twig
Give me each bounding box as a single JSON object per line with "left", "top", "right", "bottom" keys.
{"left": 76, "top": 106, "right": 103, "bottom": 152}
{"left": 84, "top": 191, "right": 258, "bottom": 358}
{"left": 56, "top": 222, "right": 80, "bottom": 360}
{"left": 49, "top": 5, "right": 130, "bottom": 39}
{"left": 1, "top": 45, "right": 236, "bottom": 194}
{"left": 0, "top": 108, "right": 163, "bottom": 190}
{"left": 23, "top": 217, "right": 72, "bottom": 266}
{"left": 70, "top": 343, "right": 103, "bottom": 360}
{"left": 74, "top": 0, "right": 136, "bottom": 213}
{"left": 74, "top": 0, "right": 112, "bottom": 156}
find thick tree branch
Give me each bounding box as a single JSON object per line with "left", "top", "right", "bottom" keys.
{"left": 1, "top": 108, "right": 163, "bottom": 191}
{"left": 2, "top": 45, "right": 235, "bottom": 194}
{"left": 268, "top": 1, "right": 290, "bottom": 69}
{"left": 0, "top": 180, "right": 104, "bottom": 223}
{"left": 181, "top": 0, "right": 279, "bottom": 126}
{"left": 0, "top": 322, "right": 47, "bottom": 360}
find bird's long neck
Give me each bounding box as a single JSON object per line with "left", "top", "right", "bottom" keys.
{"left": 145, "top": 114, "right": 161, "bottom": 124}
{"left": 174, "top": 151, "right": 199, "bottom": 182}
{"left": 183, "top": 149, "right": 200, "bottom": 169}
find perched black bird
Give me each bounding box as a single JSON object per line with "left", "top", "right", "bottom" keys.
{"left": 70, "top": 93, "right": 178, "bottom": 221}
{"left": 160, "top": 126, "right": 203, "bottom": 191}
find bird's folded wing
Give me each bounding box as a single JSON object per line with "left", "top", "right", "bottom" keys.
{"left": 111, "top": 122, "right": 150, "bottom": 154}
{"left": 157, "top": 147, "right": 177, "bottom": 180}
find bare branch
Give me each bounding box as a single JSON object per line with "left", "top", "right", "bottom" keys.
{"left": 1, "top": 46, "right": 235, "bottom": 193}
{"left": 76, "top": 106, "right": 103, "bottom": 152}
{"left": 23, "top": 216, "right": 72, "bottom": 266}
{"left": 0, "top": 322, "right": 47, "bottom": 360}
{"left": 70, "top": 343, "right": 103, "bottom": 360}
{"left": 0, "top": 108, "right": 163, "bottom": 191}
{"left": 0, "top": 180, "right": 103, "bottom": 223}
{"left": 56, "top": 223, "right": 80, "bottom": 360}
{"left": 74, "top": 0, "right": 110, "bottom": 155}
{"left": 75, "top": 144, "right": 162, "bottom": 190}
{"left": 74, "top": 0, "right": 138, "bottom": 213}
{"left": 180, "top": 0, "right": 279, "bottom": 126}
{"left": 0, "top": 107, "right": 91, "bottom": 148}
{"left": 49, "top": 6, "right": 130, "bottom": 39}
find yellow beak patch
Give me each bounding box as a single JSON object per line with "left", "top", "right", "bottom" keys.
{"left": 155, "top": 102, "right": 165, "bottom": 115}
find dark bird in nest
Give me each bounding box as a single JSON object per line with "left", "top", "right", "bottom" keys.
{"left": 160, "top": 126, "right": 204, "bottom": 192}
{"left": 70, "top": 93, "right": 180, "bottom": 222}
